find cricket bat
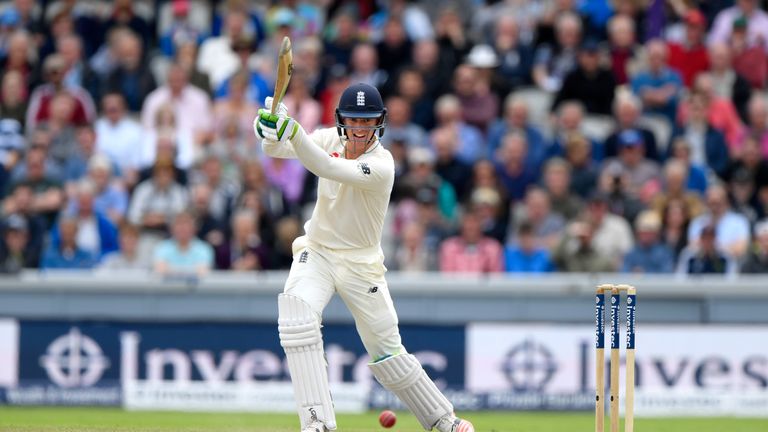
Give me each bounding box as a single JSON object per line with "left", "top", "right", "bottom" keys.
{"left": 271, "top": 36, "right": 293, "bottom": 114}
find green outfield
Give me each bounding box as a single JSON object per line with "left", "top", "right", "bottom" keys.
{"left": 0, "top": 408, "right": 766, "bottom": 432}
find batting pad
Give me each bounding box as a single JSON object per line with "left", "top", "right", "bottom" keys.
{"left": 278, "top": 294, "right": 337, "bottom": 430}
{"left": 369, "top": 353, "right": 453, "bottom": 430}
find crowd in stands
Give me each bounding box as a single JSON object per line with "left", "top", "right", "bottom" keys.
{"left": 1, "top": 0, "right": 768, "bottom": 277}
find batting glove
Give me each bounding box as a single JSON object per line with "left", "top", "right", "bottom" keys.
{"left": 256, "top": 109, "right": 298, "bottom": 143}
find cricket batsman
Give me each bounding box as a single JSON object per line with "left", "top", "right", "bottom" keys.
{"left": 255, "top": 83, "right": 474, "bottom": 432}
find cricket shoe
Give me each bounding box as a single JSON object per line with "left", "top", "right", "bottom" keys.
{"left": 301, "top": 420, "right": 328, "bottom": 432}
{"left": 433, "top": 414, "right": 474, "bottom": 432}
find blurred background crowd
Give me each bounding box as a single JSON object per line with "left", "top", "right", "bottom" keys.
{"left": 0, "top": 0, "right": 767, "bottom": 277}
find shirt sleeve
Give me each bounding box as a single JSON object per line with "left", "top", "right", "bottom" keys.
{"left": 290, "top": 125, "right": 394, "bottom": 193}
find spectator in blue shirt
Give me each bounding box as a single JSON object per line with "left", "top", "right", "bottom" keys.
{"left": 505, "top": 221, "right": 554, "bottom": 273}
{"left": 153, "top": 210, "right": 214, "bottom": 277}
{"left": 622, "top": 210, "right": 675, "bottom": 273}
{"left": 630, "top": 39, "right": 684, "bottom": 123}
{"left": 41, "top": 217, "right": 97, "bottom": 270}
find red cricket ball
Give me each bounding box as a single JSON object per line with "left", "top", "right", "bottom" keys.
{"left": 379, "top": 410, "right": 397, "bottom": 428}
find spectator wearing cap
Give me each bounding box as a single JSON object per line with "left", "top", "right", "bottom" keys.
{"left": 26, "top": 54, "right": 96, "bottom": 131}
{"left": 630, "top": 39, "right": 684, "bottom": 123}
{"left": 622, "top": 210, "right": 675, "bottom": 273}
{"left": 604, "top": 92, "right": 660, "bottom": 161}
{"left": 1, "top": 70, "right": 28, "bottom": 127}
{"left": 553, "top": 38, "right": 616, "bottom": 115}
{"left": 152, "top": 210, "right": 213, "bottom": 277}
{"left": 104, "top": 30, "right": 157, "bottom": 113}
{"left": 95, "top": 92, "right": 143, "bottom": 182}
{"left": 676, "top": 223, "right": 737, "bottom": 275}
{"left": 495, "top": 131, "right": 538, "bottom": 202}
{"left": 508, "top": 187, "right": 566, "bottom": 251}
{"left": 667, "top": 9, "right": 710, "bottom": 88}
{"left": 688, "top": 184, "right": 751, "bottom": 258}
{"left": 451, "top": 62, "right": 499, "bottom": 133}
{"left": 606, "top": 14, "right": 638, "bottom": 86}
{"left": 707, "top": 43, "right": 752, "bottom": 123}
{"left": 159, "top": 0, "right": 207, "bottom": 58}
{"left": 0, "top": 213, "right": 37, "bottom": 272}
{"left": 487, "top": 94, "right": 548, "bottom": 172}
{"left": 586, "top": 191, "right": 635, "bottom": 270}
{"left": 466, "top": 43, "right": 508, "bottom": 101}
{"left": 504, "top": 221, "right": 554, "bottom": 273}
{"left": 708, "top": 0, "right": 768, "bottom": 53}
{"left": 433, "top": 94, "right": 485, "bottom": 165}
{"left": 600, "top": 128, "right": 661, "bottom": 199}
{"left": 470, "top": 187, "right": 507, "bottom": 244}
{"left": 97, "top": 223, "right": 150, "bottom": 271}
{"left": 491, "top": 16, "right": 534, "bottom": 94}
{"left": 669, "top": 92, "right": 730, "bottom": 179}
{"left": 741, "top": 220, "right": 768, "bottom": 273}
{"left": 439, "top": 210, "right": 503, "bottom": 274}
{"left": 380, "top": 95, "right": 427, "bottom": 152}
{"left": 533, "top": 12, "right": 582, "bottom": 92}
{"left": 432, "top": 126, "right": 473, "bottom": 201}
{"left": 730, "top": 16, "right": 767, "bottom": 89}
{"left": 141, "top": 64, "right": 213, "bottom": 150}
{"left": 40, "top": 216, "right": 97, "bottom": 270}
{"left": 552, "top": 217, "right": 615, "bottom": 273}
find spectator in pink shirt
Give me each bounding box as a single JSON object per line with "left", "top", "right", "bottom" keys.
{"left": 677, "top": 73, "right": 744, "bottom": 150}
{"left": 439, "top": 211, "right": 503, "bottom": 274}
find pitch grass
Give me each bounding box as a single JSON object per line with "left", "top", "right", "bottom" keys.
{"left": 0, "top": 407, "right": 766, "bottom": 432}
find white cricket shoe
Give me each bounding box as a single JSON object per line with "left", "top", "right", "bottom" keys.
{"left": 301, "top": 420, "right": 328, "bottom": 432}
{"left": 433, "top": 414, "right": 474, "bottom": 432}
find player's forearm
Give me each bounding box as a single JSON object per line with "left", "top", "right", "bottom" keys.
{"left": 289, "top": 124, "right": 338, "bottom": 178}
{"left": 262, "top": 137, "right": 297, "bottom": 159}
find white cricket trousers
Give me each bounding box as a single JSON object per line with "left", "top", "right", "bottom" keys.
{"left": 283, "top": 236, "right": 403, "bottom": 359}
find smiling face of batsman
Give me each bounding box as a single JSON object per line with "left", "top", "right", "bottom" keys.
{"left": 335, "top": 83, "right": 387, "bottom": 159}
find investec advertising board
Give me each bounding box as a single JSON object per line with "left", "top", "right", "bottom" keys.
{"left": 0, "top": 320, "right": 464, "bottom": 411}
{"left": 467, "top": 324, "right": 768, "bottom": 415}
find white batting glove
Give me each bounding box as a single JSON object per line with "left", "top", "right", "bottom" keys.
{"left": 256, "top": 109, "right": 298, "bottom": 143}
{"left": 264, "top": 96, "right": 288, "bottom": 116}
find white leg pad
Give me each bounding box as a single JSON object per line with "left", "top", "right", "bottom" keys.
{"left": 369, "top": 353, "right": 453, "bottom": 430}
{"left": 278, "top": 294, "right": 336, "bottom": 430}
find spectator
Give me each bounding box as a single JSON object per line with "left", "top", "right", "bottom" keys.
{"left": 322, "top": 12, "right": 358, "bottom": 75}
{"left": 40, "top": 216, "right": 97, "bottom": 270}
{"left": 141, "top": 64, "right": 213, "bottom": 149}
{"left": 97, "top": 223, "right": 150, "bottom": 271}
{"left": 504, "top": 221, "right": 554, "bottom": 273}
{"left": 533, "top": 12, "right": 582, "bottom": 92}
{"left": 57, "top": 33, "right": 99, "bottom": 103}
{"left": 410, "top": 39, "right": 452, "bottom": 100}
{"left": 175, "top": 39, "right": 213, "bottom": 96}
{"left": 102, "top": 0, "right": 150, "bottom": 50}
{"left": 688, "top": 184, "right": 751, "bottom": 258}
{"left": 468, "top": 159, "right": 510, "bottom": 222}
{"left": 432, "top": 126, "right": 473, "bottom": 201}
{"left": 197, "top": 8, "right": 247, "bottom": 90}
{"left": 607, "top": 14, "right": 638, "bottom": 85}
{"left": 0, "top": 184, "right": 46, "bottom": 261}
{"left": 553, "top": 39, "right": 616, "bottom": 115}
{"left": 676, "top": 224, "right": 737, "bottom": 275}
{"left": 667, "top": 9, "right": 709, "bottom": 88}
{"left": 470, "top": 187, "right": 507, "bottom": 244}
{"left": 494, "top": 132, "right": 538, "bottom": 201}
{"left": 542, "top": 157, "right": 583, "bottom": 220}
{"left": 95, "top": 92, "right": 143, "bottom": 183}
{"left": 380, "top": 95, "right": 427, "bottom": 151}
{"left": 349, "top": 42, "right": 387, "bottom": 90}
{"left": 282, "top": 67, "right": 321, "bottom": 133}
{"left": 0, "top": 119, "right": 25, "bottom": 173}
{"left": 40, "top": 92, "right": 79, "bottom": 168}
{"left": 391, "top": 221, "right": 436, "bottom": 272}
{"left": 708, "top": 0, "right": 768, "bottom": 51}
{"left": 722, "top": 136, "right": 768, "bottom": 221}
{"left": 622, "top": 210, "right": 675, "bottom": 273}
{"left": 209, "top": 116, "right": 252, "bottom": 181}
{"left": 434, "top": 7, "right": 471, "bottom": 74}
{"left": 190, "top": 154, "right": 240, "bottom": 223}
{"left": 439, "top": 211, "right": 503, "bottom": 274}
{"left": 604, "top": 92, "right": 660, "bottom": 161}
{"left": 188, "top": 182, "right": 226, "bottom": 248}
{"left": 552, "top": 218, "right": 614, "bottom": 273}
{"left": 141, "top": 108, "right": 196, "bottom": 171}
{"left": 214, "top": 36, "right": 269, "bottom": 105}
{"left": 396, "top": 67, "right": 434, "bottom": 130}
{"left": 0, "top": 213, "right": 37, "bottom": 272}
{"left": 215, "top": 209, "right": 269, "bottom": 271}
{"left": 128, "top": 157, "right": 189, "bottom": 239}
{"left": 452, "top": 63, "right": 498, "bottom": 133}
{"left": 153, "top": 210, "right": 213, "bottom": 277}
{"left": 26, "top": 54, "right": 96, "bottom": 130}
{"left": 1, "top": 71, "right": 28, "bottom": 127}
{"left": 491, "top": 16, "right": 534, "bottom": 93}
{"left": 70, "top": 154, "right": 127, "bottom": 226}
{"left": 669, "top": 93, "right": 730, "bottom": 179}
{"left": 433, "top": 94, "right": 485, "bottom": 165}
{"left": 564, "top": 132, "right": 599, "bottom": 198}
{"left": 401, "top": 147, "right": 457, "bottom": 223}
{"left": 729, "top": 17, "right": 767, "bottom": 89}
{"left": 548, "top": 101, "right": 603, "bottom": 163}
{"left": 600, "top": 129, "right": 661, "bottom": 200}
{"left": 707, "top": 43, "right": 752, "bottom": 123}
{"left": 61, "top": 124, "right": 100, "bottom": 184}
{"left": 660, "top": 197, "right": 693, "bottom": 260}
{"left": 105, "top": 31, "right": 156, "bottom": 113}
{"left": 651, "top": 159, "right": 705, "bottom": 218}
{"left": 667, "top": 138, "right": 709, "bottom": 195}
{"left": 508, "top": 186, "right": 566, "bottom": 250}
{"left": 159, "top": 0, "right": 207, "bottom": 58}
{"left": 9, "top": 145, "right": 64, "bottom": 226}
{"left": 1, "top": 30, "right": 36, "bottom": 97}
{"left": 270, "top": 216, "right": 300, "bottom": 270}
{"left": 465, "top": 44, "right": 506, "bottom": 101}
{"left": 487, "top": 94, "right": 548, "bottom": 170}
{"left": 59, "top": 178, "right": 119, "bottom": 258}
{"left": 678, "top": 73, "right": 744, "bottom": 151}
{"left": 586, "top": 192, "right": 635, "bottom": 270}
{"left": 212, "top": 70, "right": 258, "bottom": 150}
{"left": 630, "top": 39, "right": 684, "bottom": 123}
{"left": 741, "top": 220, "right": 768, "bottom": 273}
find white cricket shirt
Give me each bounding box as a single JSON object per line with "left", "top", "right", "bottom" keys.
{"left": 262, "top": 127, "right": 395, "bottom": 251}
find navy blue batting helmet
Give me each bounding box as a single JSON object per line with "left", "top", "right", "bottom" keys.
{"left": 335, "top": 83, "right": 387, "bottom": 138}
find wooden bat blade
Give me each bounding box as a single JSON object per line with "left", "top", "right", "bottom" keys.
{"left": 271, "top": 36, "right": 293, "bottom": 114}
